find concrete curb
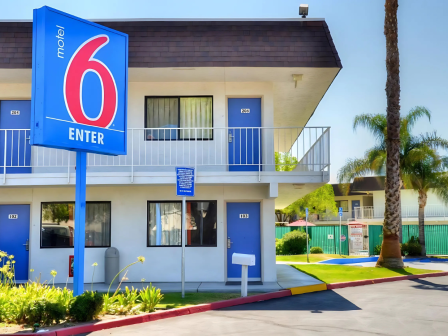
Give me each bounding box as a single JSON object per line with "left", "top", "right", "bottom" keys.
{"left": 0, "top": 290, "right": 292, "bottom": 336}
{"left": 327, "top": 271, "right": 448, "bottom": 290}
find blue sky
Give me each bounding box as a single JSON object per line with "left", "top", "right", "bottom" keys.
{"left": 3, "top": 0, "right": 448, "bottom": 183}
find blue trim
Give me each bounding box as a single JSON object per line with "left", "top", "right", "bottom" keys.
{"left": 73, "top": 151, "right": 87, "bottom": 296}
{"left": 319, "top": 257, "right": 379, "bottom": 264}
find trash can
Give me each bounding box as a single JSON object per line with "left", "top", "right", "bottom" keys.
{"left": 105, "top": 247, "right": 119, "bottom": 285}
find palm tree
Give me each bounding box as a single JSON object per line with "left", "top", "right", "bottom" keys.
{"left": 338, "top": 109, "right": 448, "bottom": 257}
{"left": 401, "top": 152, "right": 448, "bottom": 255}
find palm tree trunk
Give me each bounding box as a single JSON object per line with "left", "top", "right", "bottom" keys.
{"left": 376, "top": 0, "right": 404, "bottom": 268}
{"left": 418, "top": 190, "right": 427, "bottom": 256}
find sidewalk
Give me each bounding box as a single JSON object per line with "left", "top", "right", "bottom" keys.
{"left": 55, "top": 264, "right": 322, "bottom": 293}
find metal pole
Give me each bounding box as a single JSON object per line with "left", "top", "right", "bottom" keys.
{"left": 339, "top": 215, "right": 342, "bottom": 256}
{"left": 181, "top": 196, "right": 186, "bottom": 298}
{"left": 73, "top": 151, "right": 87, "bottom": 296}
{"left": 306, "top": 211, "right": 309, "bottom": 263}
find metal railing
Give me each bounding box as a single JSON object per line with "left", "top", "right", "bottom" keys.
{"left": 1, "top": 127, "right": 330, "bottom": 182}
{"left": 354, "top": 205, "right": 448, "bottom": 221}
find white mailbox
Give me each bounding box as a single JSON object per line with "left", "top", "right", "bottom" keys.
{"left": 231, "top": 253, "right": 255, "bottom": 297}
{"left": 232, "top": 253, "right": 256, "bottom": 266}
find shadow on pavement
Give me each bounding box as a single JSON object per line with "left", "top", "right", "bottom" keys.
{"left": 219, "top": 290, "right": 360, "bottom": 313}
{"left": 410, "top": 278, "right": 448, "bottom": 291}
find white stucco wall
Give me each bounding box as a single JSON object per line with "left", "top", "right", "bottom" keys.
{"left": 0, "top": 184, "right": 276, "bottom": 283}
{"left": 0, "top": 82, "right": 279, "bottom": 172}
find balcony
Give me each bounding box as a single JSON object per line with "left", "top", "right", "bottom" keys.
{"left": 354, "top": 205, "right": 448, "bottom": 222}
{"left": 0, "top": 127, "right": 330, "bottom": 186}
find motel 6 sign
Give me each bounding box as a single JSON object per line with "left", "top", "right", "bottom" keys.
{"left": 31, "top": 6, "right": 128, "bottom": 155}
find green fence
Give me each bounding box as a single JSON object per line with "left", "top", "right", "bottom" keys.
{"left": 277, "top": 224, "right": 448, "bottom": 256}
{"left": 275, "top": 226, "right": 349, "bottom": 255}
{"left": 369, "top": 225, "right": 448, "bottom": 255}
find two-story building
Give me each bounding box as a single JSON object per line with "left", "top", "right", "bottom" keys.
{"left": 0, "top": 16, "right": 341, "bottom": 284}
{"left": 317, "top": 177, "right": 448, "bottom": 225}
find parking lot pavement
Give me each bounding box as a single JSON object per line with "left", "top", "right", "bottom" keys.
{"left": 80, "top": 276, "right": 448, "bottom": 336}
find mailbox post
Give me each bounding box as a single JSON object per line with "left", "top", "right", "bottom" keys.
{"left": 232, "top": 253, "right": 255, "bottom": 297}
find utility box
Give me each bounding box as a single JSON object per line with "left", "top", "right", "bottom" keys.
{"left": 105, "top": 247, "right": 119, "bottom": 285}
{"left": 232, "top": 253, "right": 256, "bottom": 266}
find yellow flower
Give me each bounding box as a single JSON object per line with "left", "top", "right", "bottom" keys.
{"left": 141, "top": 278, "right": 146, "bottom": 282}
{"left": 6, "top": 261, "right": 10, "bottom": 265}
{"left": 121, "top": 276, "right": 129, "bottom": 281}
{"left": 50, "top": 270, "right": 57, "bottom": 277}
{"left": 0, "top": 251, "right": 7, "bottom": 258}
{"left": 8, "top": 255, "right": 14, "bottom": 259}
{"left": 137, "top": 256, "right": 145, "bottom": 263}
{"left": 30, "top": 269, "right": 34, "bottom": 272}
{"left": 12, "top": 260, "right": 15, "bottom": 264}
{"left": 92, "top": 262, "right": 98, "bottom": 267}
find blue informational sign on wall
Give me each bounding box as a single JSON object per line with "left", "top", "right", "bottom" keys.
{"left": 31, "top": 6, "right": 128, "bottom": 155}
{"left": 176, "top": 167, "right": 195, "bottom": 197}
{"left": 339, "top": 207, "right": 343, "bottom": 217}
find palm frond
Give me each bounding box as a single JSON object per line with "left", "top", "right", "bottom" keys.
{"left": 418, "top": 131, "right": 448, "bottom": 151}
{"left": 402, "top": 106, "right": 431, "bottom": 133}
{"left": 353, "top": 114, "right": 387, "bottom": 142}
{"left": 337, "top": 157, "right": 374, "bottom": 183}
{"left": 431, "top": 174, "right": 448, "bottom": 204}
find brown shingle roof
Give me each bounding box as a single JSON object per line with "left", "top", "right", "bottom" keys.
{"left": 0, "top": 20, "right": 342, "bottom": 69}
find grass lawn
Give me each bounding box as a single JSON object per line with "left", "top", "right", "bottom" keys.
{"left": 276, "top": 254, "right": 363, "bottom": 263}
{"left": 292, "top": 264, "right": 442, "bottom": 284}
{"left": 156, "top": 292, "right": 253, "bottom": 309}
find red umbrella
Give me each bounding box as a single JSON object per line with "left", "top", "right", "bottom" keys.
{"left": 285, "top": 219, "right": 316, "bottom": 227}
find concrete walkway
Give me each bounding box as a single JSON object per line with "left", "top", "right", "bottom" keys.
{"left": 55, "top": 264, "right": 321, "bottom": 293}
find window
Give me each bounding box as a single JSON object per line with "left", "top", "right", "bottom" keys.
{"left": 147, "top": 201, "right": 217, "bottom": 247}
{"left": 41, "top": 202, "right": 111, "bottom": 248}
{"left": 145, "top": 96, "right": 213, "bottom": 140}
{"left": 335, "top": 200, "right": 349, "bottom": 212}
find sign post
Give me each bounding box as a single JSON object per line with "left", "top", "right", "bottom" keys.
{"left": 31, "top": 6, "right": 128, "bottom": 296}
{"left": 176, "top": 167, "right": 195, "bottom": 299}
{"left": 338, "top": 207, "right": 343, "bottom": 255}
{"left": 305, "top": 208, "right": 309, "bottom": 263}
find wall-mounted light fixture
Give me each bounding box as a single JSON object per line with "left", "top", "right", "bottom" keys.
{"left": 292, "top": 74, "right": 303, "bottom": 88}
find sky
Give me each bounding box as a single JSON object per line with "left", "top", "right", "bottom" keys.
{"left": 2, "top": 0, "right": 448, "bottom": 183}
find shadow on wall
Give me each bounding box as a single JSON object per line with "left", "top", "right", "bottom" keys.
{"left": 219, "top": 290, "right": 361, "bottom": 312}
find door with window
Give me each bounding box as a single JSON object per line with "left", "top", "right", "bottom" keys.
{"left": 226, "top": 202, "right": 261, "bottom": 281}
{"left": 352, "top": 200, "right": 360, "bottom": 219}
{"left": 228, "top": 98, "right": 261, "bottom": 171}
{"left": 0, "top": 205, "right": 30, "bottom": 281}
{"left": 0, "top": 101, "right": 31, "bottom": 173}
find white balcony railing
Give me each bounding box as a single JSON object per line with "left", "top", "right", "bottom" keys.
{"left": 354, "top": 205, "right": 448, "bottom": 221}
{"left": 1, "top": 127, "right": 330, "bottom": 183}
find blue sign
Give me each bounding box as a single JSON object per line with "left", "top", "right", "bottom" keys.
{"left": 305, "top": 208, "right": 308, "bottom": 217}
{"left": 339, "top": 207, "right": 343, "bottom": 217}
{"left": 31, "top": 6, "right": 128, "bottom": 155}
{"left": 176, "top": 167, "right": 195, "bottom": 197}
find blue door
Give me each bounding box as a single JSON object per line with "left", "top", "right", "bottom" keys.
{"left": 227, "top": 202, "right": 261, "bottom": 280}
{"left": 352, "top": 200, "right": 360, "bottom": 218}
{"left": 0, "top": 101, "right": 32, "bottom": 174}
{"left": 0, "top": 205, "right": 30, "bottom": 281}
{"left": 228, "top": 98, "right": 261, "bottom": 171}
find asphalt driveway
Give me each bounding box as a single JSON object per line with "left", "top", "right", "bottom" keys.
{"left": 81, "top": 276, "right": 448, "bottom": 336}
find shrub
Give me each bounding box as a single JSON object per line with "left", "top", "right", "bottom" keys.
{"left": 402, "top": 236, "right": 422, "bottom": 256}
{"left": 374, "top": 244, "right": 382, "bottom": 255}
{"left": 282, "top": 230, "right": 308, "bottom": 255}
{"left": 275, "top": 238, "right": 284, "bottom": 255}
{"left": 69, "top": 291, "right": 103, "bottom": 322}
{"left": 24, "top": 299, "right": 66, "bottom": 326}
{"left": 310, "top": 246, "right": 323, "bottom": 254}
{"left": 139, "top": 284, "right": 164, "bottom": 313}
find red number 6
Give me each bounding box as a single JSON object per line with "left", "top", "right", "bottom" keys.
{"left": 64, "top": 35, "right": 117, "bottom": 128}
